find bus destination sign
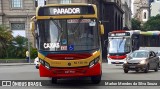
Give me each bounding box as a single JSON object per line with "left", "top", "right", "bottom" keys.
{"left": 38, "top": 6, "right": 95, "bottom": 16}
{"left": 109, "top": 32, "right": 130, "bottom": 37}
{"left": 51, "top": 8, "right": 80, "bottom": 15}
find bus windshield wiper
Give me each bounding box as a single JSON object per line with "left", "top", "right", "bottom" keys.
{"left": 73, "top": 16, "right": 83, "bottom": 34}
{"left": 50, "top": 17, "right": 62, "bottom": 32}
{"left": 118, "top": 38, "right": 125, "bottom": 52}
{"left": 50, "top": 17, "right": 63, "bottom": 43}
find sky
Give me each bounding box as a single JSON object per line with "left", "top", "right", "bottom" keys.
{"left": 131, "top": 0, "right": 134, "bottom": 17}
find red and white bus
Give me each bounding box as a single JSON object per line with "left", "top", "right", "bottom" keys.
{"left": 107, "top": 30, "right": 140, "bottom": 64}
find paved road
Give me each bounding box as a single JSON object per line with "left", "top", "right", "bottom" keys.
{"left": 0, "top": 63, "right": 160, "bottom": 89}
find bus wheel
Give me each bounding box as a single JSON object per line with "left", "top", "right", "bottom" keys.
{"left": 51, "top": 78, "right": 57, "bottom": 84}
{"left": 91, "top": 75, "right": 101, "bottom": 84}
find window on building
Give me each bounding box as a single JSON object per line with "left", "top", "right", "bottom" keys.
{"left": 11, "top": 23, "right": 25, "bottom": 30}
{"left": 144, "top": 12, "right": 146, "bottom": 19}
{"left": 60, "top": 0, "right": 72, "bottom": 4}
{"left": 11, "top": 0, "right": 23, "bottom": 8}
{"left": 35, "top": 0, "right": 46, "bottom": 7}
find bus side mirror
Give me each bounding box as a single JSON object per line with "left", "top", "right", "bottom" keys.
{"left": 30, "top": 21, "right": 35, "bottom": 32}
{"left": 99, "top": 24, "right": 104, "bottom": 35}
{"left": 104, "top": 39, "right": 107, "bottom": 45}
{"left": 30, "top": 16, "right": 37, "bottom": 38}
{"left": 30, "top": 21, "right": 37, "bottom": 38}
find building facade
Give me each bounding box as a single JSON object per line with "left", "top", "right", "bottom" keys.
{"left": 0, "top": 0, "right": 36, "bottom": 46}
{"left": 133, "top": 0, "right": 149, "bottom": 22}
{"left": 151, "top": 0, "right": 160, "bottom": 16}
{"left": 121, "top": 0, "right": 132, "bottom": 29}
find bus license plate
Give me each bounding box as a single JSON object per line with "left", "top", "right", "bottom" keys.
{"left": 65, "top": 70, "right": 75, "bottom": 74}
{"left": 115, "top": 61, "right": 119, "bottom": 63}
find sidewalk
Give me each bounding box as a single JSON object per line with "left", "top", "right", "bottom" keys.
{"left": 0, "top": 63, "right": 34, "bottom": 66}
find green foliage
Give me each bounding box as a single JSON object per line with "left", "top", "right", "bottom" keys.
{"left": 143, "top": 14, "right": 160, "bottom": 31}
{"left": 30, "top": 48, "right": 37, "bottom": 59}
{"left": 6, "top": 36, "right": 28, "bottom": 58}
{"left": 0, "top": 24, "right": 37, "bottom": 59}
{"left": 0, "top": 25, "right": 13, "bottom": 58}
{"left": 5, "top": 35, "right": 37, "bottom": 59}
{"left": 131, "top": 18, "right": 141, "bottom": 30}
{"left": 14, "top": 36, "right": 27, "bottom": 58}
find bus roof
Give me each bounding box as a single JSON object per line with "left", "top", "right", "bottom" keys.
{"left": 140, "top": 31, "right": 160, "bottom": 36}
{"left": 108, "top": 30, "right": 140, "bottom": 36}
{"left": 42, "top": 3, "right": 95, "bottom": 7}
{"left": 109, "top": 30, "right": 160, "bottom": 36}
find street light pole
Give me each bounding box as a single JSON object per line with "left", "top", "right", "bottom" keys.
{"left": 27, "top": 9, "right": 31, "bottom": 63}
{"left": 148, "top": 0, "right": 151, "bottom": 18}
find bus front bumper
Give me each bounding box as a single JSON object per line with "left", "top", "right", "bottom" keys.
{"left": 108, "top": 58, "right": 126, "bottom": 64}
{"left": 39, "top": 63, "right": 101, "bottom": 78}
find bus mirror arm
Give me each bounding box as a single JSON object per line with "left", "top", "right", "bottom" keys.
{"left": 104, "top": 40, "right": 108, "bottom": 45}
{"left": 35, "top": 33, "right": 39, "bottom": 39}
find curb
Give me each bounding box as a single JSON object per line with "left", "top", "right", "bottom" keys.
{"left": 0, "top": 63, "right": 34, "bottom": 66}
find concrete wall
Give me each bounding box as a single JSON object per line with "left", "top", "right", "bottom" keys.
{"left": 151, "top": 2, "right": 160, "bottom": 16}
{"left": 1, "top": 0, "right": 36, "bottom": 47}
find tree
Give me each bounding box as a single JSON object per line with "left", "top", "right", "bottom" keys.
{"left": 0, "top": 25, "right": 13, "bottom": 58}
{"left": 10, "top": 36, "right": 28, "bottom": 58}
{"left": 6, "top": 35, "right": 37, "bottom": 59}
{"left": 131, "top": 18, "right": 141, "bottom": 30}
{"left": 143, "top": 14, "right": 160, "bottom": 31}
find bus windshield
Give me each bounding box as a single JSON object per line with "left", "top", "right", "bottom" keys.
{"left": 108, "top": 37, "right": 131, "bottom": 53}
{"left": 37, "top": 19, "right": 99, "bottom": 51}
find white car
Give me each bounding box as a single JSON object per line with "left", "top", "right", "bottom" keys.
{"left": 34, "top": 57, "right": 39, "bottom": 69}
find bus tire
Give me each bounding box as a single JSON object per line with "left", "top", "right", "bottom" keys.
{"left": 51, "top": 78, "right": 57, "bottom": 84}
{"left": 91, "top": 75, "right": 101, "bottom": 84}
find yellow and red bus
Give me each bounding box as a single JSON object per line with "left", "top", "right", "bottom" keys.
{"left": 30, "top": 4, "right": 104, "bottom": 84}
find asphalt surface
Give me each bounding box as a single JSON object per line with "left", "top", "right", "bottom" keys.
{"left": 0, "top": 63, "right": 160, "bottom": 89}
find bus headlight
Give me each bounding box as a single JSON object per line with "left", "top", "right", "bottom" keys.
{"left": 39, "top": 58, "right": 50, "bottom": 69}
{"left": 89, "top": 60, "right": 95, "bottom": 68}
{"left": 39, "top": 58, "right": 45, "bottom": 65}
{"left": 89, "top": 57, "right": 100, "bottom": 68}
{"left": 45, "top": 62, "right": 50, "bottom": 69}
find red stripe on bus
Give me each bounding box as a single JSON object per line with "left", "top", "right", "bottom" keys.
{"left": 46, "top": 53, "right": 92, "bottom": 60}
{"left": 108, "top": 55, "right": 126, "bottom": 59}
